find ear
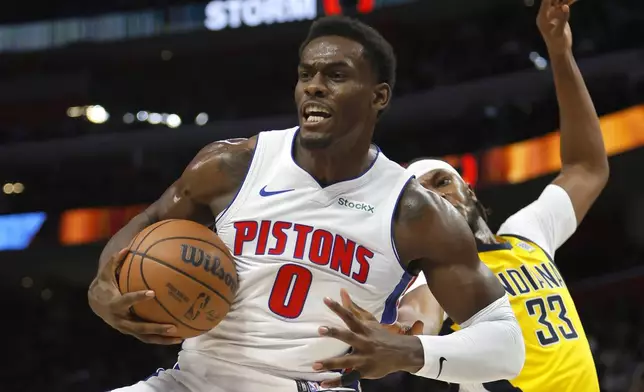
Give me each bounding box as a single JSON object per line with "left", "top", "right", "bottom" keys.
{"left": 372, "top": 83, "right": 391, "bottom": 113}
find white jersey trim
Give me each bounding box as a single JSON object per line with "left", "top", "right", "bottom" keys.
{"left": 214, "top": 132, "right": 265, "bottom": 225}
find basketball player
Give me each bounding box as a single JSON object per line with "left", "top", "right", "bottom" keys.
{"left": 392, "top": 1, "right": 607, "bottom": 390}
{"left": 87, "top": 16, "right": 525, "bottom": 392}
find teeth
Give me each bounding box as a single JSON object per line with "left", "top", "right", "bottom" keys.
{"left": 305, "top": 105, "right": 330, "bottom": 116}
{"left": 306, "top": 115, "right": 325, "bottom": 123}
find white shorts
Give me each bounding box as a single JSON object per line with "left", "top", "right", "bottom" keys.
{"left": 110, "top": 351, "right": 360, "bottom": 392}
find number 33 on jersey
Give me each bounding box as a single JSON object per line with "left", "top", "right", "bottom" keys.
{"left": 441, "top": 236, "right": 598, "bottom": 392}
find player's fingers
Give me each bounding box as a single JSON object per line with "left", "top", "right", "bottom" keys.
{"left": 340, "top": 289, "right": 376, "bottom": 322}
{"left": 318, "top": 376, "right": 343, "bottom": 389}
{"left": 107, "top": 248, "right": 130, "bottom": 273}
{"left": 561, "top": 4, "right": 571, "bottom": 19}
{"left": 409, "top": 320, "right": 425, "bottom": 335}
{"left": 117, "top": 318, "right": 177, "bottom": 336}
{"left": 382, "top": 323, "right": 405, "bottom": 335}
{"left": 339, "top": 289, "right": 354, "bottom": 311}
{"left": 313, "top": 355, "right": 362, "bottom": 373}
{"left": 553, "top": 7, "right": 569, "bottom": 33}
{"left": 115, "top": 290, "right": 156, "bottom": 309}
{"left": 339, "top": 289, "right": 369, "bottom": 321}
{"left": 318, "top": 326, "right": 362, "bottom": 347}
{"left": 132, "top": 334, "right": 183, "bottom": 345}
{"left": 324, "top": 297, "right": 366, "bottom": 334}
{"left": 552, "top": 0, "right": 571, "bottom": 16}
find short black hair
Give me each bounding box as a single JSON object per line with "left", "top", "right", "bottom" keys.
{"left": 299, "top": 16, "right": 397, "bottom": 93}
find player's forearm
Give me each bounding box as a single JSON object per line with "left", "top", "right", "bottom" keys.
{"left": 409, "top": 295, "right": 525, "bottom": 383}
{"left": 96, "top": 210, "right": 157, "bottom": 271}
{"left": 550, "top": 50, "right": 608, "bottom": 174}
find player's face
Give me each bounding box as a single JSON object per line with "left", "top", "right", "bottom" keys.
{"left": 417, "top": 169, "right": 481, "bottom": 232}
{"left": 295, "top": 36, "right": 389, "bottom": 149}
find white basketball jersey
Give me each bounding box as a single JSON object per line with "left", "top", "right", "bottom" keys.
{"left": 181, "top": 127, "right": 414, "bottom": 382}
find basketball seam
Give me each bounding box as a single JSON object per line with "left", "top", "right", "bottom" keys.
{"left": 138, "top": 256, "right": 213, "bottom": 333}
{"left": 127, "top": 219, "right": 179, "bottom": 315}
{"left": 131, "top": 250, "right": 233, "bottom": 306}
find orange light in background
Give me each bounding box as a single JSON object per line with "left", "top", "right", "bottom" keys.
{"left": 479, "top": 104, "right": 644, "bottom": 184}
{"left": 59, "top": 205, "right": 146, "bottom": 245}
{"left": 59, "top": 208, "right": 103, "bottom": 245}
{"left": 55, "top": 105, "right": 644, "bottom": 246}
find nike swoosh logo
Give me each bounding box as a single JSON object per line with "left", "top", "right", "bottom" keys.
{"left": 259, "top": 186, "right": 294, "bottom": 197}
{"left": 437, "top": 357, "right": 447, "bottom": 378}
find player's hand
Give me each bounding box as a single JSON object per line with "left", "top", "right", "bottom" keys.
{"left": 88, "top": 248, "right": 182, "bottom": 345}
{"left": 313, "top": 292, "right": 425, "bottom": 388}
{"left": 339, "top": 289, "right": 424, "bottom": 336}
{"left": 537, "top": 0, "right": 575, "bottom": 55}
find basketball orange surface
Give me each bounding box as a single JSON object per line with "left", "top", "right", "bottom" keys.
{"left": 118, "top": 219, "right": 238, "bottom": 339}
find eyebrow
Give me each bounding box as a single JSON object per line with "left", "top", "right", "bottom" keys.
{"left": 298, "top": 60, "right": 353, "bottom": 69}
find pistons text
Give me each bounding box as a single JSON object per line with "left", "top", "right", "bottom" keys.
{"left": 233, "top": 220, "right": 372, "bottom": 284}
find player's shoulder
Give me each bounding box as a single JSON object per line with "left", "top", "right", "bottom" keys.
{"left": 194, "top": 136, "right": 257, "bottom": 161}
{"left": 393, "top": 179, "right": 460, "bottom": 259}
{"left": 181, "top": 136, "right": 258, "bottom": 192}
{"left": 395, "top": 179, "right": 452, "bottom": 225}
{"left": 189, "top": 136, "right": 257, "bottom": 170}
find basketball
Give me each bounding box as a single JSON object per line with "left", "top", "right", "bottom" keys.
{"left": 117, "top": 219, "right": 238, "bottom": 339}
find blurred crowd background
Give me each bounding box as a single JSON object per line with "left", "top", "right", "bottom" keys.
{"left": 1, "top": 0, "right": 643, "bottom": 391}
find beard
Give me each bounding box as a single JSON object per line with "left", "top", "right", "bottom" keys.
{"left": 456, "top": 200, "right": 482, "bottom": 234}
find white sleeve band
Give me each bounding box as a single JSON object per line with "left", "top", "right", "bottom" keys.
{"left": 412, "top": 295, "right": 525, "bottom": 383}
{"left": 498, "top": 184, "right": 577, "bottom": 258}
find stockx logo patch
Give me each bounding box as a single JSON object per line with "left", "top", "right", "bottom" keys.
{"left": 338, "top": 197, "right": 375, "bottom": 213}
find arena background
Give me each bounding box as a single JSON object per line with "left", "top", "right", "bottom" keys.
{"left": 1, "top": 0, "right": 643, "bottom": 391}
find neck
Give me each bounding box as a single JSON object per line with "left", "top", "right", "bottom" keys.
{"left": 293, "top": 126, "right": 375, "bottom": 185}
{"left": 473, "top": 217, "right": 498, "bottom": 244}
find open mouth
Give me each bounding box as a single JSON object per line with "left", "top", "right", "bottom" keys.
{"left": 302, "top": 104, "right": 332, "bottom": 125}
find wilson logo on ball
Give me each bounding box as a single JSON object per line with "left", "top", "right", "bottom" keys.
{"left": 180, "top": 244, "right": 239, "bottom": 293}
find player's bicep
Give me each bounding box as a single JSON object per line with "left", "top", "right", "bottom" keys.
{"left": 422, "top": 193, "right": 504, "bottom": 324}
{"left": 147, "top": 180, "right": 213, "bottom": 226}
{"left": 423, "top": 256, "right": 503, "bottom": 325}
{"left": 395, "top": 183, "right": 504, "bottom": 324}
{"left": 147, "top": 137, "right": 256, "bottom": 226}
